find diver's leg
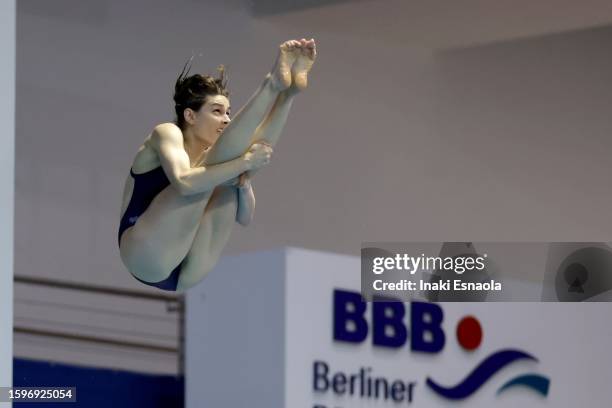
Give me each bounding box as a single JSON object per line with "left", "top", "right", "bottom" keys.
{"left": 170, "top": 90, "right": 298, "bottom": 291}
{"left": 119, "top": 187, "right": 213, "bottom": 283}
{"left": 172, "top": 91, "right": 295, "bottom": 289}
{"left": 243, "top": 40, "right": 316, "bottom": 177}
{"left": 207, "top": 39, "right": 316, "bottom": 165}
{"left": 175, "top": 186, "right": 238, "bottom": 291}
{"left": 172, "top": 90, "right": 296, "bottom": 289}
{"left": 205, "top": 41, "right": 298, "bottom": 165}
{"left": 251, "top": 89, "right": 295, "bottom": 147}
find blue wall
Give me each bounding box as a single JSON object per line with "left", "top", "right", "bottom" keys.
{"left": 13, "top": 359, "right": 184, "bottom": 407}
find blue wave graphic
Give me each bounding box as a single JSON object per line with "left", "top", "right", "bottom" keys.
{"left": 497, "top": 374, "right": 550, "bottom": 397}
{"left": 426, "top": 349, "right": 538, "bottom": 399}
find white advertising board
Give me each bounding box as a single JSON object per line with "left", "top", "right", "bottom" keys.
{"left": 187, "top": 247, "right": 612, "bottom": 408}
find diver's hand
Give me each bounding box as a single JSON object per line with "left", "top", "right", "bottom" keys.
{"left": 244, "top": 142, "right": 273, "bottom": 171}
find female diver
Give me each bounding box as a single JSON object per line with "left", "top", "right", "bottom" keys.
{"left": 118, "top": 39, "right": 316, "bottom": 292}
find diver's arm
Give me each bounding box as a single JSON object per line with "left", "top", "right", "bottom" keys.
{"left": 149, "top": 123, "right": 271, "bottom": 196}
{"left": 236, "top": 176, "right": 255, "bottom": 226}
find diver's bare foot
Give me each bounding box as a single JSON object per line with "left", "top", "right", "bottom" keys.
{"left": 270, "top": 40, "right": 299, "bottom": 91}
{"left": 291, "top": 38, "right": 316, "bottom": 91}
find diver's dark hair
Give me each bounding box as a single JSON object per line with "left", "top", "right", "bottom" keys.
{"left": 173, "top": 57, "right": 229, "bottom": 130}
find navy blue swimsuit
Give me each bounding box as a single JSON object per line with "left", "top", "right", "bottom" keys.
{"left": 118, "top": 167, "right": 183, "bottom": 291}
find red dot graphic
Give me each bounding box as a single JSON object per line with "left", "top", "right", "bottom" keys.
{"left": 456, "top": 316, "right": 482, "bottom": 351}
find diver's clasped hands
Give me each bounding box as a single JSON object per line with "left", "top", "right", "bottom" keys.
{"left": 219, "top": 142, "right": 273, "bottom": 187}
{"left": 244, "top": 142, "right": 273, "bottom": 171}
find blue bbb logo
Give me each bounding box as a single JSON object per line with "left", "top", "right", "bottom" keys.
{"left": 334, "top": 289, "right": 550, "bottom": 400}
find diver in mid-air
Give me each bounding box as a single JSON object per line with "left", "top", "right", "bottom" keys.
{"left": 117, "top": 39, "right": 316, "bottom": 291}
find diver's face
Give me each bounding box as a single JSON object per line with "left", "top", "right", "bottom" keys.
{"left": 190, "top": 94, "right": 231, "bottom": 144}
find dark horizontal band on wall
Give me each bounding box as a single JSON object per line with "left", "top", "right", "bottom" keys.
{"left": 14, "top": 275, "right": 183, "bottom": 303}
{"left": 15, "top": 326, "right": 178, "bottom": 353}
